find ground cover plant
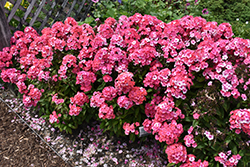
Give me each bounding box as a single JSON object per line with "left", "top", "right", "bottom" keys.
{"left": 186, "top": 0, "right": 250, "bottom": 39}
{"left": 87, "top": 0, "right": 250, "bottom": 40}
{"left": 2, "top": 13, "right": 250, "bottom": 166}
{"left": 86, "top": 0, "right": 190, "bottom": 26}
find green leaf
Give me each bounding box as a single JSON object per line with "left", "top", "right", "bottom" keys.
{"left": 135, "top": 107, "right": 140, "bottom": 117}
{"left": 63, "top": 114, "right": 67, "bottom": 119}
{"left": 97, "top": 78, "right": 103, "bottom": 82}
{"left": 82, "top": 17, "right": 94, "bottom": 25}
{"left": 197, "top": 76, "right": 205, "bottom": 82}
{"left": 167, "top": 163, "right": 176, "bottom": 167}
{"left": 114, "top": 125, "right": 118, "bottom": 133}
{"left": 147, "top": 88, "right": 153, "bottom": 93}
{"left": 239, "top": 149, "right": 246, "bottom": 156}
{"left": 218, "top": 107, "right": 225, "bottom": 119}
{"left": 184, "top": 116, "right": 193, "bottom": 122}
{"left": 97, "top": 82, "right": 106, "bottom": 91}
{"left": 167, "top": 11, "right": 172, "bottom": 16}
{"left": 175, "top": 99, "right": 182, "bottom": 107}
{"left": 229, "top": 142, "right": 237, "bottom": 154}
{"left": 193, "top": 82, "right": 205, "bottom": 88}
{"left": 129, "top": 133, "right": 135, "bottom": 142}
{"left": 196, "top": 144, "right": 205, "bottom": 149}
{"left": 106, "top": 8, "right": 117, "bottom": 18}
{"left": 225, "top": 135, "right": 232, "bottom": 144}
{"left": 222, "top": 101, "right": 230, "bottom": 112}
{"left": 192, "top": 120, "right": 199, "bottom": 127}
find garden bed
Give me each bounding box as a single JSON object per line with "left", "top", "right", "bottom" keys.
{"left": 0, "top": 85, "right": 168, "bottom": 167}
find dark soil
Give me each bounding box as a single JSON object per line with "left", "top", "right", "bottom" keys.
{"left": 0, "top": 100, "right": 70, "bottom": 167}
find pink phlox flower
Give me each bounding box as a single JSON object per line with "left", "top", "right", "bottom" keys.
{"left": 1, "top": 68, "right": 21, "bottom": 84}
{"left": 90, "top": 91, "right": 105, "bottom": 108}
{"left": 49, "top": 111, "right": 61, "bottom": 124}
{"left": 103, "top": 75, "right": 113, "bottom": 82}
{"left": 229, "top": 109, "right": 250, "bottom": 135}
{"left": 143, "top": 70, "right": 160, "bottom": 89}
{"left": 69, "top": 104, "right": 82, "bottom": 116}
{"left": 142, "top": 119, "right": 152, "bottom": 133}
{"left": 97, "top": 24, "right": 114, "bottom": 39}
{"left": 52, "top": 93, "right": 65, "bottom": 105}
{"left": 117, "top": 95, "right": 133, "bottom": 109}
{"left": 62, "top": 54, "right": 77, "bottom": 68}
{"left": 193, "top": 113, "right": 200, "bottom": 119}
{"left": 70, "top": 92, "right": 89, "bottom": 106}
{"left": 157, "top": 120, "right": 183, "bottom": 144}
{"left": 165, "top": 143, "right": 187, "bottom": 164}
{"left": 204, "top": 130, "right": 214, "bottom": 140}
{"left": 180, "top": 154, "right": 209, "bottom": 167}
{"left": 98, "top": 103, "right": 115, "bottom": 119}
{"left": 115, "top": 72, "right": 135, "bottom": 95}
{"left": 128, "top": 87, "right": 147, "bottom": 105}
{"left": 184, "top": 134, "right": 197, "bottom": 148}
{"left": 102, "top": 86, "right": 117, "bottom": 101}
{"left": 76, "top": 70, "right": 96, "bottom": 92}
{"left": 123, "top": 122, "right": 139, "bottom": 135}
{"left": 215, "top": 151, "right": 241, "bottom": 167}
{"left": 155, "top": 97, "right": 183, "bottom": 122}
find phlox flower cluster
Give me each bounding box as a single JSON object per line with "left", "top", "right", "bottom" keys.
{"left": 115, "top": 72, "right": 135, "bottom": 95}
{"left": 103, "top": 75, "right": 113, "bottom": 82}
{"left": 144, "top": 94, "right": 162, "bottom": 118}
{"left": 117, "top": 95, "right": 133, "bottom": 110}
{"left": 143, "top": 70, "right": 161, "bottom": 89}
{"left": 0, "top": 47, "right": 13, "bottom": 70}
{"left": 155, "top": 97, "right": 184, "bottom": 122}
{"left": 76, "top": 71, "right": 96, "bottom": 92}
{"left": 70, "top": 92, "right": 89, "bottom": 106}
{"left": 180, "top": 154, "right": 209, "bottom": 167}
{"left": 90, "top": 90, "right": 116, "bottom": 119}
{"left": 90, "top": 91, "right": 106, "bottom": 108}
{"left": 165, "top": 143, "right": 187, "bottom": 164}
{"left": 58, "top": 54, "right": 78, "bottom": 79}
{"left": 102, "top": 86, "right": 117, "bottom": 101}
{"left": 90, "top": 71, "right": 148, "bottom": 120}
{"left": 229, "top": 109, "right": 250, "bottom": 135}
{"left": 98, "top": 103, "right": 115, "bottom": 119}
{"left": 204, "top": 130, "right": 214, "bottom": 140}
{"left": 123, "top": 122, "right": 140, "bottom": 135}
{"left": 1, "top": 68, "right": 21, "bottom": 84}
{"left": 128, "top": 87, "right": 147, "bottom": 105}
{"left": 156, "top": 120, "right": 183, "bottom": 145}
{"left": 52, "top": 93, "right": 64, "bottom": 105}
{"left": 184, "top": 134, "right": 197, "bottom": 148}
{"left": 165, "top": 65, "right": 193, "bottom": 99}
{"left": 214, "top": 151, "right": 241, "bottom": 167}
{"left": 69, "top": 104, "right": 82, "bottom": 116}
{"left": 23, "top": 84, "right": 43, "bottom": 107}
{"left": 49, "top": 111, "right": 61, "bottom": 124}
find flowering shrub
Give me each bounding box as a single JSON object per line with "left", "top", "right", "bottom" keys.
{"left": 2, "top": 13, "right": 250, "bottom": 166}
{"left": 229, "top": 109, "right": 250, "bottom": 136}
{"left": 215, "top": 151, "right": 241, "bottom": 167}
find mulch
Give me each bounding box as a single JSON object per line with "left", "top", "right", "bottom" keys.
{"left": 0, "top": 98, "right": 70, "bottom": 167}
